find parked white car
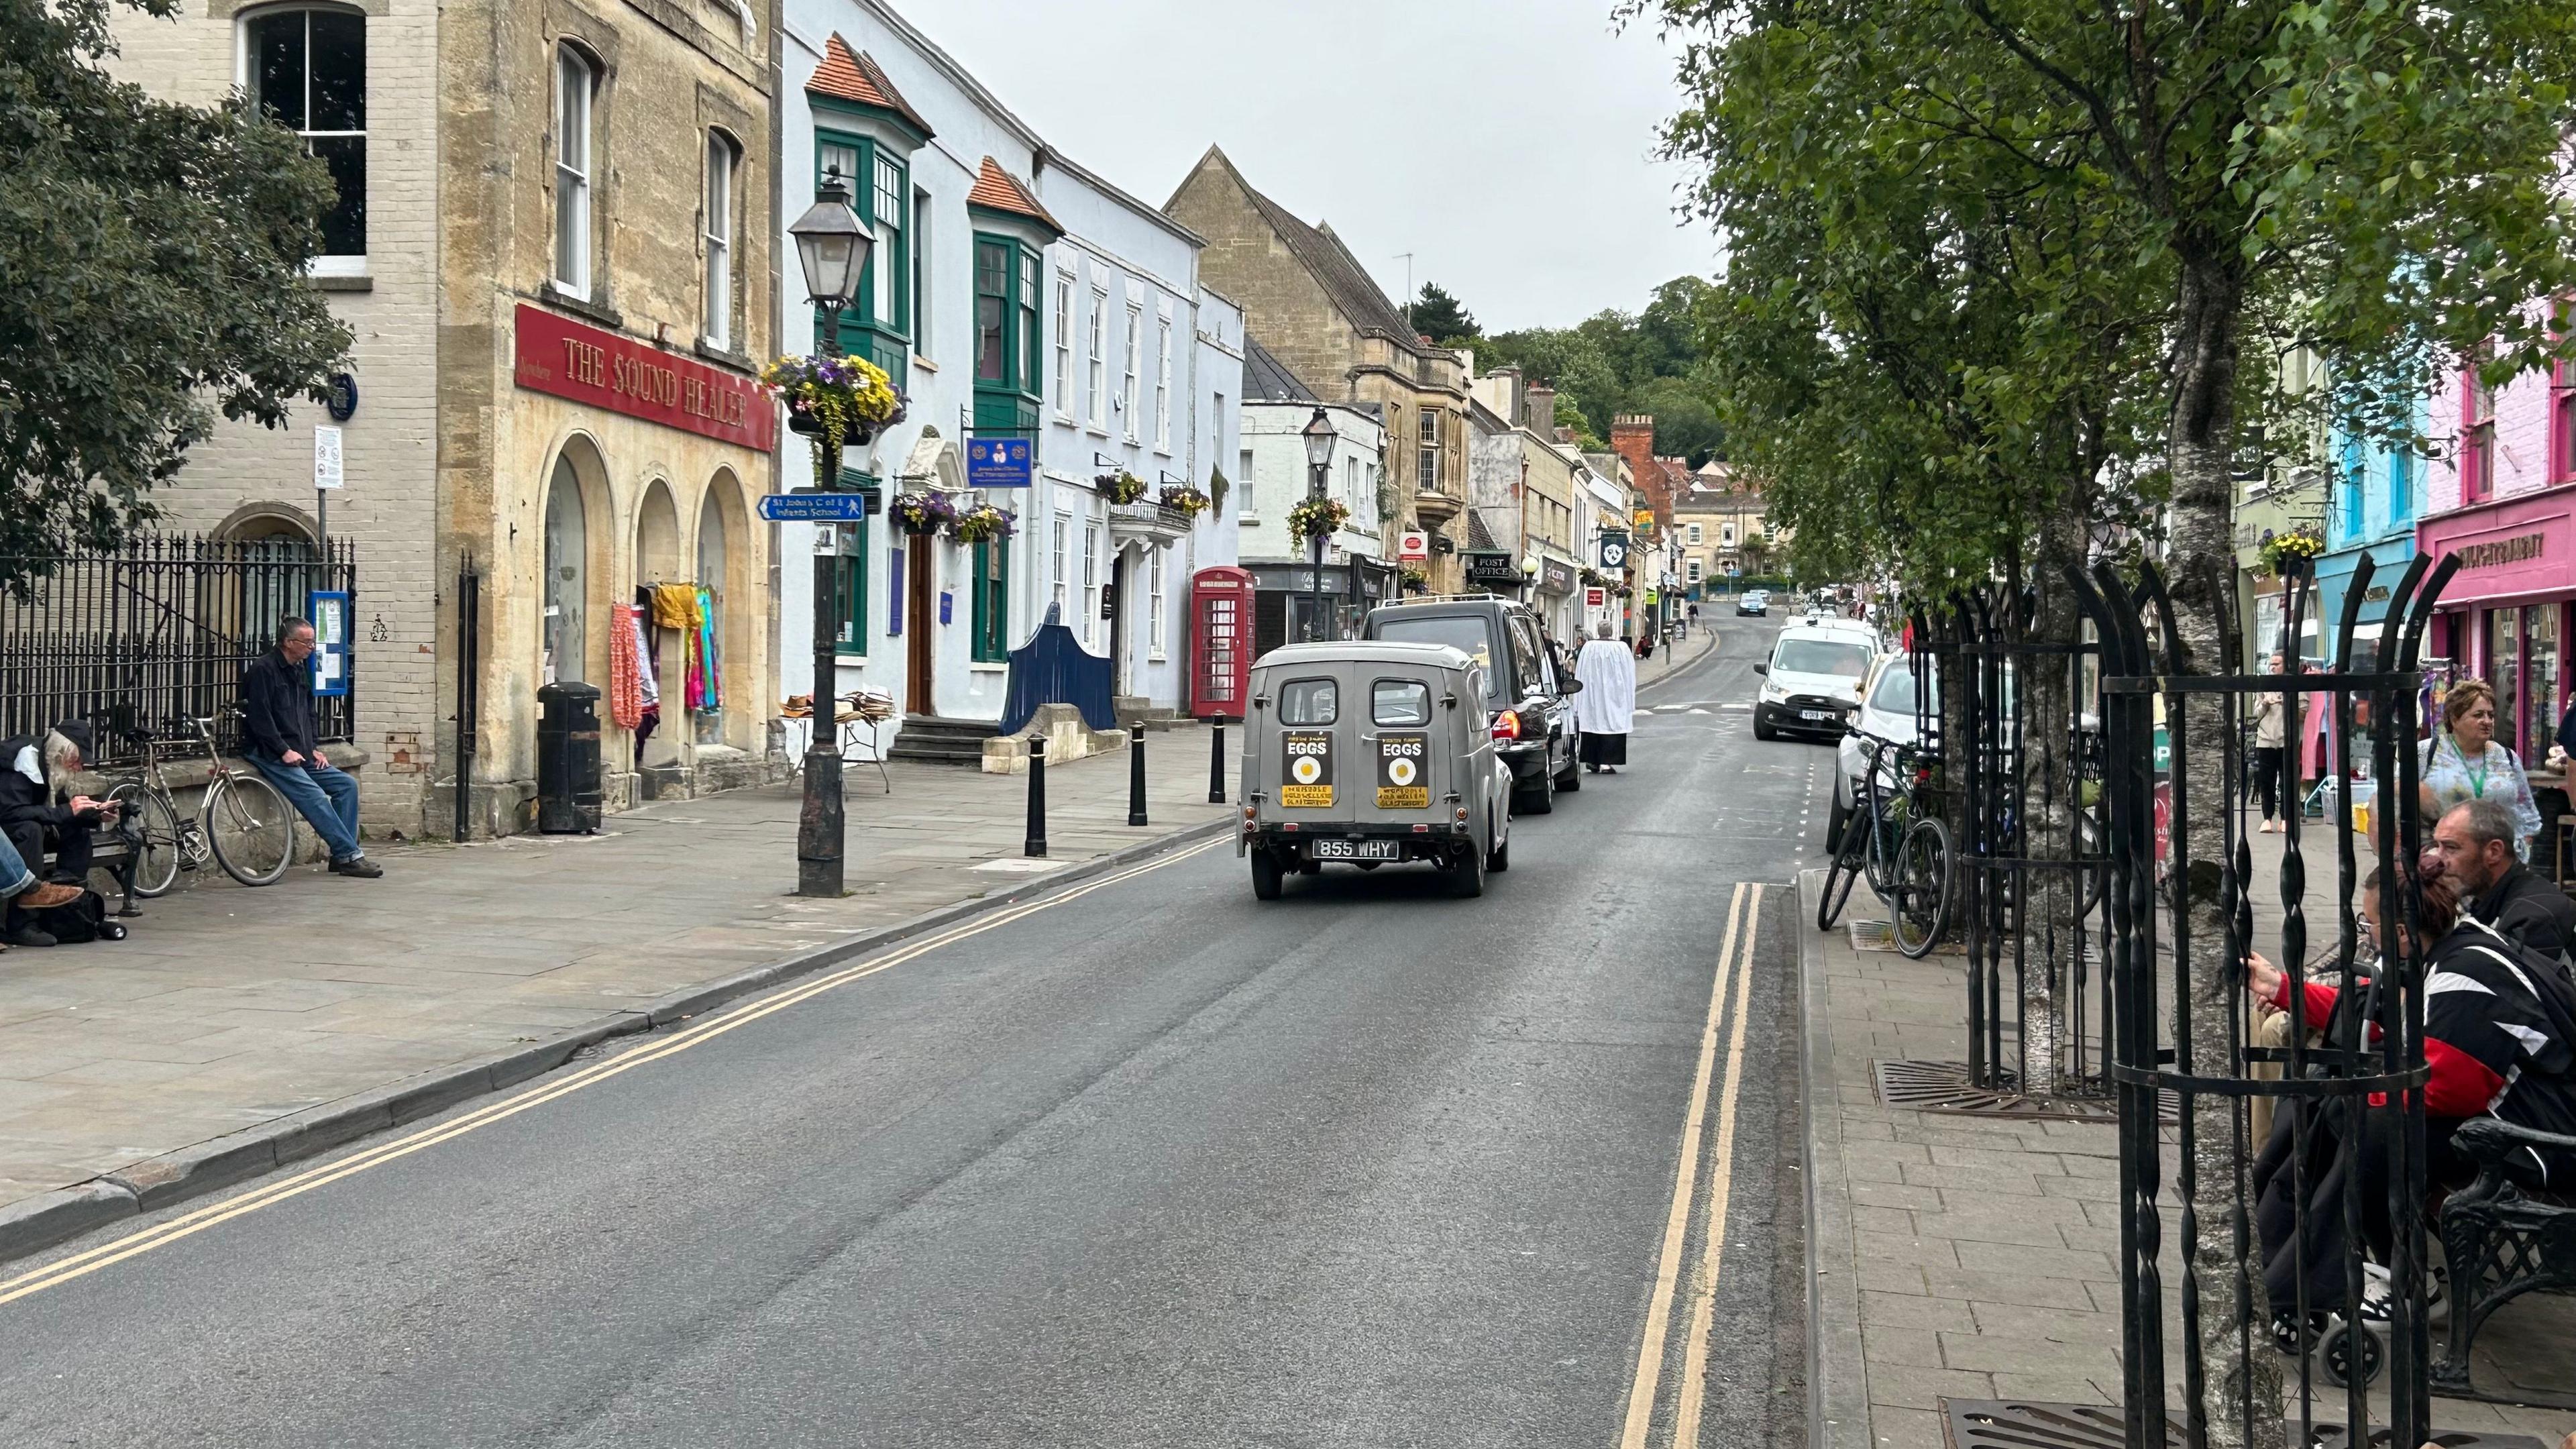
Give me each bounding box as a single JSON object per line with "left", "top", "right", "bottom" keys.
{"left": 1831, "top": 652, "right": 1929, "bottom": 840}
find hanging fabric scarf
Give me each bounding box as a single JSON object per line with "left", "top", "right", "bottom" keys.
{"left": 606, "top": 602, "right": 645, "bottom": 731}
{"left": 695, "top": 586, "right": 722, "bottom": 710}
{"left": 650, "top": 582, "right": 699, "bottom": 631}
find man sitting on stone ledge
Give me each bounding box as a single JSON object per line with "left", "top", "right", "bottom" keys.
{"left": 241, "top": 615, "right": 382, "bottom": 879}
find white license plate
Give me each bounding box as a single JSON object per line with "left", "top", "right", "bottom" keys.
{"left": 1799, "top": 710, "right": 1836, "bottom": 722}
{"left": 1310, "top": 839, "right": 1401, "bottom": 860}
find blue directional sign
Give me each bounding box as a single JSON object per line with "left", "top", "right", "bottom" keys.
{"left": 759, "top": 492, "right": 870, "bottom": 522}
{"left": 966, "top": 437, "right": 1033, "bottom": 488}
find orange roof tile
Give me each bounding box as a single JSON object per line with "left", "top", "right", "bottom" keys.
{"left": 966, "top": 156, "right": 1063, "bottom": 237}
{"left": 806, "top": 35, "right": 933, "bottom": 140}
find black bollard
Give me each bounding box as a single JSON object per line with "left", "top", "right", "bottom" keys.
{"left": 1128, "top": 724, "right": 1148, "bottom": 826}
{"left": 1208, "top": 720, "right": 1226, "bottom": 804}
{"left": 1024, "top": 736, "right": 1048, "bottom": 857}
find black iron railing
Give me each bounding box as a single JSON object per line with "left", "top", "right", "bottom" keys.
{"left": 0, "top": 534, "right": 358, "bottom": 763}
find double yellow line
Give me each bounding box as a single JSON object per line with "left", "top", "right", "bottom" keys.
{"left": 1617, "top": 880, "right": 1766, "bottom": 1449}
{"left": 0, "top": 838, "right": 1223, "bottom": 1309}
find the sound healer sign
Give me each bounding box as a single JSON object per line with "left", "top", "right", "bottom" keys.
{"left": 513, "top": 304, "right": 775, "bottom": 450}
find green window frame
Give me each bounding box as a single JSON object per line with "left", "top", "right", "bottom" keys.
{"left": 834, "top": 517, "right": 869, "bottom": 655}
{"left": 972, "top": 537, "right": 1010, "bottom": 662}
{"left": 971, "top": 231, "right": 1043, "bottom": 447}
{"left": 812, "top": 129, "right": 908, "bottom": 381}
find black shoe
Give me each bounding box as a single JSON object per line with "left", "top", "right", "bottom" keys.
{"left": 329, "top": 856, "right": 384, "bottom": 878}
{"left": 4, "top": 924, "right": 57, "bottom": 948}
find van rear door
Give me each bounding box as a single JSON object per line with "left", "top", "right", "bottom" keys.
{"left": 1354, "top": 671, "right": 1444, "bottom": 832}
{"left": 1269, "top": 667, "right": 1354, "bottom": 831}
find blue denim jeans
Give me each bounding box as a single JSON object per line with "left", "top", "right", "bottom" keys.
{"left": 247, "top": 752, "right": 363, "bottom": 863}
{"left": 0, "top": 826, "right": 32, "bottom": 898}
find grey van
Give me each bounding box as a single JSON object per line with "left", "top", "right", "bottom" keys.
{"left": 1360, "top": 595, "right": 1580, "bottom": 814}
{"left": 1240, "top": 641, "right": 1513, "bottom": 900}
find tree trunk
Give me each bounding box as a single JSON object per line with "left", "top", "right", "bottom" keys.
{"left": 2023, "top": 496, "right": 2087, "bottom": 1095}
{"left": 2165, "top": 254, "right": 2284, "bottom": 1449}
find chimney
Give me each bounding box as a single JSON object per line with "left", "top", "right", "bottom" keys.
{"left": 1525, "top": 384, "right": 1556, "bottom": 435}
{"left": 1610, "top": 415, "right": 1664, "bottom": 523}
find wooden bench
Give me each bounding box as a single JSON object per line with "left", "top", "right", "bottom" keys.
{"left": 2432, "top": 1116, "right": 2576, "bottom": 1409}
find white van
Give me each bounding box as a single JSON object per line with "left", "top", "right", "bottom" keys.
{"left": 1752, "top": 617, "right": 1878, "bottom": 741}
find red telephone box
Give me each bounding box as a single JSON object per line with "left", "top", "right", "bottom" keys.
{"left": 1190, "top": 566, "right": 1255, "bottom": 720}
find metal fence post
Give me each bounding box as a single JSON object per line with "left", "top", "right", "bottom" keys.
{"left": 1024, "top": 736, "right": 1047, "bottom": 857}
{"left": 1208, "top": 720, "right": 1226, "bottom": 803}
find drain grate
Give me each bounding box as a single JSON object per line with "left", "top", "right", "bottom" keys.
{"left": 1943, "top": 1399, "right": 2546, "bottom": 1449}
{"left": 1873, "top": 1059, "right": 2125, "bottom": 1123}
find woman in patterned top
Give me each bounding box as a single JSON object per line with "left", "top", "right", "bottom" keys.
{"left": 2418, "top": 679, "right": 2541, "bottom": 859}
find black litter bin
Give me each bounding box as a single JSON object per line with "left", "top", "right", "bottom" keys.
{"left": 536, "top": 680, "right": 603, "bottom": 834}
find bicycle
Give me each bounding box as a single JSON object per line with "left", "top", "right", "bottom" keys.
{"left": 95, "top": 712, "right": 299, "bottom": 894}
{"left": 1818, "top": 733, "right": 1953, "bottom": 957}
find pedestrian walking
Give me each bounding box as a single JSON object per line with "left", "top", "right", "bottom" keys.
{"left": 242, "top": 616, "right": 384, "bottom": 878}
{"left": 1, "top": 721, "right": 117, "bottom": 947}
{"left": 2252, "top": 652, "right": 2288, "bottom": 833}
{"left": 1574, "top": 622, "right": 1637, "bottom": 774}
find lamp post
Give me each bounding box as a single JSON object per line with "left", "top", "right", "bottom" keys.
{"left": 1301, "top": 407, "right": 1335, "bottom": 642}
{"left": 788, "top": 168, "right": 876, "bottom": 899}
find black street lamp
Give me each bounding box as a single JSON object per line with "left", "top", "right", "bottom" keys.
{"left": 1301, "top": 407, "right": 1335, "bottom": 642}
{"left": 788, "top": 168, "right": 875, "bottom": 899}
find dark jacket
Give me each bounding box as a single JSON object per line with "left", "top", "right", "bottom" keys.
{"left": 241, "top": 648, "right": 318, "bottom": 759}
{"left": 0, "top": 735, "right": 73, "bottom": 834}
{"left": 2471, "top": 861, "right": 2576, "bottom": 969}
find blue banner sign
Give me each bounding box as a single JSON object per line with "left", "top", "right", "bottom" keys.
{"left": 759, "top": 492, "right": 871, "bottom": 522}
{"left": 966, "top": 437, "right": 1032, "bottom": 488}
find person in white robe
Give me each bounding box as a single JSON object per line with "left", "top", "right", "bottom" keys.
{"left": 1573, "top": 622, "right": 1638, "bottom": 772}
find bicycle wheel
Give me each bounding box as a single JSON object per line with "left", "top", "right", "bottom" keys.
{"left": 1890, "top": 816, "right": 1954, "bottom": 959}
{"left": 1816, "top": 806, "right": 1869, "bottom": 930}
{"left": 105, "top": 783, "right": 181, "bottom": 898}
{"left": 1862, "top": 780, "right": 1905, "bottom": 899}
{"left": 205, "top": 773, "right": 296, "bottom": 887}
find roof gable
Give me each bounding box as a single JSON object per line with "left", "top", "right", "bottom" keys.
{"left": 1181, "top": 148, "right": 1428, "bottom": 356}
{"left": 966, "top": 156, "right": 1064, "bottom": 238}
{"left": 808, "top": 36, "right": 934, "bottom": 141}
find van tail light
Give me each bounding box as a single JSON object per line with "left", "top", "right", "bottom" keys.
{"left": 1492, "top": 709, "right": 1522, "bottom": 741}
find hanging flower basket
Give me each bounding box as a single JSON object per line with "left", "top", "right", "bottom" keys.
{"left": 2257, "top": 525, "right": 2326, "bottom": 578}
{"left": 1399, "top": 566, "right": 1430, "bottom": 594}
{"left": 1097, "top": 470, "right": 1149, "bottom": 504}
{"left": 950, "top": 502, "right": 1016, "bottom": 544}
{"left": 763, "top": 354, "right": 904, "bottom": 446}
{"left": 1159, "top": 484, "right": 1212, "bottom": 519}
{"left": 1286, "top": 496, "right": 1351, "bottom": 545}
{"left": 891, "top": 491, "right": 958, "bottom": 535}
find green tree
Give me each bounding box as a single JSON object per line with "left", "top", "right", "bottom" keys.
{"left": 1, "top": 0, "right": 351, "bottom": 588}
{"left": 1407, "top": 281, "right": 1479, "bottom": 346}
{"left": 1633, "top": 0, "right": 2576, "bottom": 1436}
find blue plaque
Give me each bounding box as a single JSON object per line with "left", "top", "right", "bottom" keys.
{"left": 966, "top": 437, "right": 1032, "bottom": 488}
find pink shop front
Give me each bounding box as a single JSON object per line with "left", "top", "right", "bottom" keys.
{"left": 2418, "top": 481, "right": 2575, "bottom": 767}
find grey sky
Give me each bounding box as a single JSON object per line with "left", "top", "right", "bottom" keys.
{"left": 912, "top": 1, "right": 1717, "bottom": 333}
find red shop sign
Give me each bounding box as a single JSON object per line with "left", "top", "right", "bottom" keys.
{"left": 513, "top": 304, "right": 775, "bottom": 451}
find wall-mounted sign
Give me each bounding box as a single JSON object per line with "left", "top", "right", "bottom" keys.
{"left": 1586, "top": 586, "right": 1606, "bottom": 608}
{"left": 325, "top": 372, "right": 359, "bottom": 423}
{"left": 512, "top": 304, "right": 775, "bottom": 449}
{"left": 2449, "top": 533, "right": 2546, "bottom": 570}
{"left": 967, "top": 437, "right": 1032, "bottom": 488}
{"left": 1463, "top": 551, "right": 1519, "bottom": 586}
{"left": 759, "top": 493, "right": 870, "bottom": 522}
{"left": 1540, "top": 560, "right": 1576, "bottom": 594}
{"left": 1397, "top": 530, "right": 1429, "bottom": 561}
{"left": 306, "top": 590, "right": 351, "bottom": 698}
{"left": 1599, "top": 536, "right": 1630, "bottom": 570}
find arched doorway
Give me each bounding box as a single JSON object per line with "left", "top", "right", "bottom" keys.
{"left": 694, "top": 474, "right": 750, "bottom": 744}
{"left": 543, "top": 453, "right": 590, "bottom": 684}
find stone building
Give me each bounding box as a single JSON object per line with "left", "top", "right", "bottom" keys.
{"left": 1235, "top": 337, "right": 1391, "bottom": 650}
{"left": 109, "top": 0, "right": 784, "bottom": 839}
{"left": 1165, "top": 148, "right": 1474, "bottom": 593}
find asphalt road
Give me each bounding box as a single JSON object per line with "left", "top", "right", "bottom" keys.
{"left": 2, "top": 614, "right": 1823, "bottom": 1449}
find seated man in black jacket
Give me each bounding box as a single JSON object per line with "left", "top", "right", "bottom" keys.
{"left": 2432, "top": 797, "right": 2576, "bottom": 970}
{"left": 1, "top": 721, "right": 119, "bottom": 946}
{"left": 242, "top": 616, "right": 382, "bottom": 878}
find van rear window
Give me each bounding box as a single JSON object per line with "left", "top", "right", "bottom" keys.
{"left": 1279, "top": 678, "right": 1338, "bottom": 725}
{"left": 1373, "top": 614, "right": 1503, "bottom": 701}
{"left": 1373, "top": 680, "right": 1432, "bottom": 726}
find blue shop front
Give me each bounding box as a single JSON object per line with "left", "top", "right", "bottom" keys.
{"left": 2310, "top": 533, "right": 2415, "bottom": 660}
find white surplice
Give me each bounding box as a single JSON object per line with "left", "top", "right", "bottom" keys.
{"left": 1573, "top": 638, "right": 1637, "bottom": 736}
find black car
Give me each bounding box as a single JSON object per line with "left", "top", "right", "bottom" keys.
{"left": 1360, "top": 596, "right": 1581, "bottom": 814}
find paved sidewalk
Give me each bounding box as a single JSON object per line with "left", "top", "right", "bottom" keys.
{"left": 1797, "top": 869, "right": 2574, "bottom": 1448}
{"left": 0, "top": 740, "right": 1230, "bottom": 1232}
